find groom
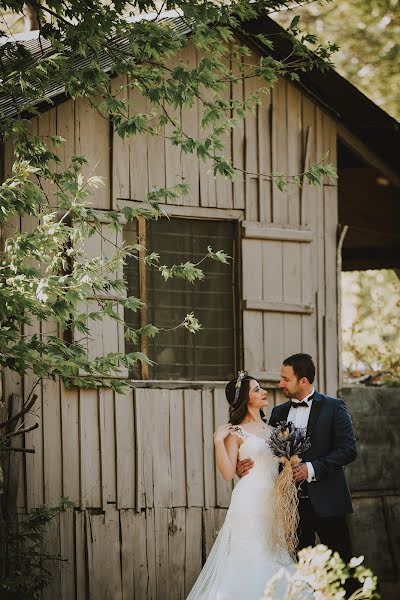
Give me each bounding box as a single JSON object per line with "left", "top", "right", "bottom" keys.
{"left": 239, "top": 353, "right": 357, "bottom": 562}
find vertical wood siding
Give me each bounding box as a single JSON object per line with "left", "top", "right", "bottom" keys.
{"left": 2, "top": 40, "right": 341, "bottom": 599}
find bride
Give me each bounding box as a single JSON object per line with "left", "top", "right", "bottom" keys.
{"left": 186, "top": 371, "right": 293, "bottom": 600}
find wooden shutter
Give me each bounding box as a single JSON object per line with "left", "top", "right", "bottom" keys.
{"left": 242, "top": 221, "right": 318, "bottom": 385}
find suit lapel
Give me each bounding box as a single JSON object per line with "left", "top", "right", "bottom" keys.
{"left": 274, "top": 401, "right": 291, "bottom": 424}
{"left": 306, "top": 391, "right": 324, "bottom": 437}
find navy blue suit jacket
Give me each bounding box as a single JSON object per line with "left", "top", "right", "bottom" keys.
{"left": 269, "top": 391, "right": 357, "bottom": 518}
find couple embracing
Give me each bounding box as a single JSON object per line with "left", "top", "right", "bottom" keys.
{"left": 187, "top": 353, "right": 357, "bottom": 600}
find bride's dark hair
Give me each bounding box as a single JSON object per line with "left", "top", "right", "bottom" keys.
{"left": 225, "top": 373, "right": 266, "bottom": 425}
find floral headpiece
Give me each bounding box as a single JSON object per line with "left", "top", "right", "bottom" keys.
{"left": 233, "top": 370, "right": 248, "bottom": 406}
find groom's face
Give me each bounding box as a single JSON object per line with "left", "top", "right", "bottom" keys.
{"left": 279, "top": 365, "right": 302, "bottom": 398}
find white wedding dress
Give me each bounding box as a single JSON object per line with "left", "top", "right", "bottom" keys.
{"left": 186, "top": 425, "right": 293, "bottom": 600}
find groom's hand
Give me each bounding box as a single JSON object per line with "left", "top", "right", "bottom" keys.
{"left": 292, "top": 463, "right": 308, "bottom": 482}
{"left": 236, "top": 458, "right": 254, "bottom": 478}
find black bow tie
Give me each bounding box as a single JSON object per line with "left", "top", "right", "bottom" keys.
{"left": 291, "top": 401, "right": 309, "bottom": 408}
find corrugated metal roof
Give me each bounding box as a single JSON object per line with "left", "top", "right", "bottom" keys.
{"left": 0, "top": 11, "right": 190, "bottom": 120}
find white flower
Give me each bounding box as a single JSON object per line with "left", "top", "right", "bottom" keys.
{"left": 349, "top": 556, "right": 364, "bottom": 568}
{"left": 362, "top": 577, "right": 374, "bottom": 594}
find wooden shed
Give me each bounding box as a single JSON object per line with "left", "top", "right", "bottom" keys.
{"left": 2, "top": 12, "right": 400, "bottom": 600}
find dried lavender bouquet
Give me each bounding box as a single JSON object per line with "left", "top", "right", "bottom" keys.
{"left": 268, "top": 421, "right": 311, "bottom": 558}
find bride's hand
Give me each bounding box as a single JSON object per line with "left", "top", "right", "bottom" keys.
{"left": 213, "top": 424, "right": 233, "bottom": 444}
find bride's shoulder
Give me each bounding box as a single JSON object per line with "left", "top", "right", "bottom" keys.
{"left": 229, "top": 425, "right": 250, "bottom": 441}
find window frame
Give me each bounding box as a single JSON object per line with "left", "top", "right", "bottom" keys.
{"left": 121, "top": 202, "right": 244, "bottom": 384}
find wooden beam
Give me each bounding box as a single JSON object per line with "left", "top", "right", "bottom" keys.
{"left": 242, "top": 221, "right": 313, "bottom": 242}
{"left": 115, "top": 199, "right": 244, "bottom": 221}
{"left": 251, "top": 371, "right": 281, "bottom": 382}
{"left": 243, "top": 300, "right": 314, "bottom": 314}
{"left": 337, "top": 123, "right": 400, "bottom": 189}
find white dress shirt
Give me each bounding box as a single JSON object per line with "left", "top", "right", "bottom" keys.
{"left": 287, "top": 387, "right": 316, "bottom": 483}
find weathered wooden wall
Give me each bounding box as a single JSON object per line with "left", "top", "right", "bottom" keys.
{"left": 2, "top": 41, "right": 340, "bottom": 599}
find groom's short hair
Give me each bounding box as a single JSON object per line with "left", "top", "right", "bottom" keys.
{"left": 283, "top": 353, "right": 315, "bottom": 384}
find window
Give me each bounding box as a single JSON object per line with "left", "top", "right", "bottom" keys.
{"left": 124, "top": 216, "right": 239, "bottom": 380}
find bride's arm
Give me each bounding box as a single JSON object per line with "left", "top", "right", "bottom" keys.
{"left": 214, "top": 425, "right": 240, "bottom": 481}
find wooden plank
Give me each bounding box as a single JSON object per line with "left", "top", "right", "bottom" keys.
{"left": 244, "top": 300, "right": 314, "bottom": 314}
{"left": 165, "top": 52, "right": 182, "bottom": 192}
{"left": 170, "top": 389, "right": 186, "bottom": 507}
{"left": 41, "top": 337, "right": 62, "bottom": 505}
{"left": 75, "top": 511, "right": 88, "bottom": 600}
{"left": 242, "top": 236, "right": 264, "bottom": 375}
{"left": 243, "top": 311, "right": 264, "bottom": 373}
{"left": 323, "top": 112, "right": 338, "bottom": 186}
{"left": 287, "top": 83, "right": 302, "bottom": 225}
{"left": 263, "top": 312, "right": 284, "bottom": 375}
{"left": 258, "top": 78, "right": 272, "bottom": 222}
{"left": 301, "top": 97, "right": 317, "bottom": 230}
{"left": 271, "top": 77, "right": 288, "bottom": 223}
{"left": 283, "top": 241, "right": 302, "bottom": 361}
{"left": 252, "top": 372, "right": 281, "bottom": 383}
{"left": 75, "top": 96, "right": 110, "bottom": 209}
{"left": 135, "top": 388, "right": 154, "bottom": 508}
{"left": 61, "top": 385, "right": 80, "bottom": 505}
{"left": 148, "top": 105, "right": 166, "bottom": 199}
{"left": 56, "top": 99, "right": 76, "bottom": 172}
{"left": 216, "top": 53, "right": 233, "bottom": 210}
{"left": 24, "top": 377, "right": 43, "bottom": 509}
{"left": 86, "top": 507, "right": 122, "bottom": 600}
{"left": 244, "top": 52, "right": 260, "bottom": 221}
{"left": 153, "top": 389, "right": 172, "bottom": 508}
{"left": 155, "top": 508, "right": 169, "bottom": 598}
{"left": 60, "top": 508, "right": 76, "bottom": 600}
{"left": 79, "top": 388, "right": 102, "bottom": 508}
{"left": 213, "top": 388, "right": 232, "bottom": 507}
{"left": 184, "top": 389, "right": 204, "bottom": 507}
{"left": 112, "top": 75, "right": 130, "bottom": 204}
{"left": 120, "top": 509, "right": 134, "bottom": 599}
{"left": 129, "top": 88, "right": 148, "bottom": 202}
{"left": 232, "top": 52, "right": 245, "bottom": 210}
{"left": 38, "top": 108, "right": 57, "bottom": 204}
{"left": 168, "top": 508, "right": 186, "bottom": 600}
{"left": 116, "top": 198, "right": 243, "bottom": 220}
{"left": 99, "top": 387, "right": 116, "bottom": 509}
{"left": 324, "top": 185, "right": 339, "bottom": 395}
{"left": 42, "top": 513, "right": 62, "bottom": 600}
{"left": 243, "top": 221, "right": 313, "bottom": 242}
{"left": 202, "top": 389, "right": 216, "bottom": 508}
{"left": 198, "top": 49, "right": 217, "bottom": 208}
{"left": 115, "top": 390, "right": 135, "bottom": 508}
{"left": 134, "top": 389, "right": 145, "bottom": 510}
{"left": 242, "top": 239, "right": 263, "bottom": 299}
{"left": 262, "top": 239, "right": 283, "bottom": 377}
{"left": 181, "top": 43, "right": 200, "bottom": 206}
{"left": 132, "top": 510, "right": 149, "bottom": 598}
{"left": 184, "top": 508, "right": 202, "bottom": 596}
{"left": 145, "top": 509, "right": 157, "bottom": 600}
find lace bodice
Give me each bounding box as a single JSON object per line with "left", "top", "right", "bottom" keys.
{"left": 230, "top": 425, "right": 279, "bottom": 487}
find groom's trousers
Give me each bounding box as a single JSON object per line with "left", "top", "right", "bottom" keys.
{"left": 297, "top": 497, "right": 352, "bottom": 563}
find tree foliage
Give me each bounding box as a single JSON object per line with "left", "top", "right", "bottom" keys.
{"left": 273, "top": 0, "right": 400, "bottom": 120}
{"left": 342, "top": 269, "right": 400, "bottom": 384}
